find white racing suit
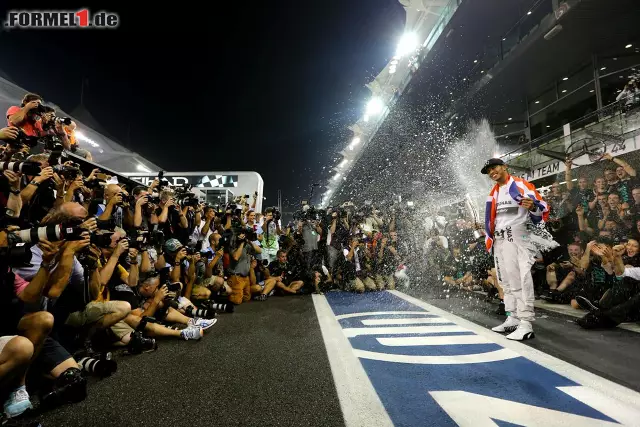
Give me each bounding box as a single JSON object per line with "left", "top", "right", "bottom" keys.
{"left": 493, "top": 224, "right": 536, "bottom": 322}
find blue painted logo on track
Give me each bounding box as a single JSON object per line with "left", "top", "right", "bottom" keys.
{"left": 325, "top": 292, "right": 617, "bottom": 427}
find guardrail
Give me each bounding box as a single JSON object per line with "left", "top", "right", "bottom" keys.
{"left": 500, "top": 100, "right": 640, "bottom": 181}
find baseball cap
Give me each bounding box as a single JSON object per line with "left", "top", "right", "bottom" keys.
{"left": 164, "top": 238, "right": 183, "bottom": 253}
{"left": 481, "top": 158, "right": 506, "bottom": 174}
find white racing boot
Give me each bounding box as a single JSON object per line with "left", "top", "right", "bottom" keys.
{"left": 491, "top": 316, "right": 520, "bottom": 333}
{"left": 506, "top": 320, "right": 535, "bottom": 341}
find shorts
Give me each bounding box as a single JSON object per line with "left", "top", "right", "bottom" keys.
{"left": 34, "top": 337, "right": 72, "bottom": 374}
{"left": 110, "top": 289, "right": 140, "bottom": 309}
{"left": 110, "top": 320, "right": 135, "bottom": 340}
{"left": 65, "top": 301, "right": 128, "bottom": 328}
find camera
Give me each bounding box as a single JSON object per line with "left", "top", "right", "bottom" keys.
{"left": 0, "top": 240, "right": 32, "bottom": 267}
{"left": 167, "top": 283, "right": 182, "bottom": 293}
{"left": 242, "top": 227, "right": 258, "bottom": 242}
{"left": 7, "top": 129, "right": 39, "bottom": 149}
{"left": 91, "top": 232, "right": 114, "bottom": 248}
{"left": 0, "top": 160, "right": 42, "bottom": 176}
{"left": 185, "top": 247, "right": 197, "bottom": 256}
{"left": 10, "top": 222, "right": 86, "bottom": 245}
{"left": 200, "top": 250, "right": 214, "bottom": 260}
{"left": 96, "top": 218, "right": 116, "bottom": 231}
{"left": 181, "top": 195, "right": 199, "bottom": 208}
{"left": 146, "top": 194, "right": 161, "bottom": 204}
{"left": 54, "top": 164, "right": 81, "bottom": 181}
{"left": 41, "top": 134, "right": 65, "bottom": 152}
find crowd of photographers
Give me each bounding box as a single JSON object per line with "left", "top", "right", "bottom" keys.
{"left": 422, "top": 151, "right": 640, "bottom": 333}
{"left": 0, "top": 93, "right": 413, "bottom": 421}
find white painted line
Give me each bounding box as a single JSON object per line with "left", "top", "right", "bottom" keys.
{"left": 377, "top": 335, "right": 491, "bottom": 346}
{"left": 311, "top": 294, "right": 394, "bottom": 427}
{"left": 430, "top": 389, "right": 624, "bottom": 427}
{"left": 389, "top": 290, "right": 640, "bottom": 413}
{"left": 354, "top": 348, "right": 518, "bottom": 365}
{"left": 558, "top": 386, "right": 640, "bottom": 426}
{"left": 335, "top": 310, "right": 430, "bottom": 320}
{"left": 343, "top": 325, "right": 465, "bottom": 338}
{"left": 361, "top": 317, "right": 450, "bottom": 326}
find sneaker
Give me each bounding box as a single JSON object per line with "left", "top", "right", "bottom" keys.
{"left": 188, "top": 317, "right": 217, "bottom": 330}
{"left": 576, "top": 312, "right": 605, "bottom": 329}
{"left": 506, "top": 320, "right": 535, "bottom": 341}
{"left": 495, "top": 301, "right": 506, "bottom": 315}
{"left": 575, "top": 296, "right": 599, "bottom": 312}
{"left": 4, "top": 386, "right": 32, "bottom": 418}
{"left": 491, "top": 315, "right": 520, "bottom": 333}
{"left": 181, "top": 326, "right": 203, "bottom": 341}
{"left": 253, "top": 294, "right": 268, "bottom": 301}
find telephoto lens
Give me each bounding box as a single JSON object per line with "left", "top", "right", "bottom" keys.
{"left": 0, "top": 161, "right": 42, "bottom": 176}
{"left": 11, "top": 223, "right": 85, "bottom": 244}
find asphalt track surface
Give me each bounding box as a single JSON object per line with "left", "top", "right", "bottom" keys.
{"left": 35, "top": 295, "right": 345, "bottom": 427}
{"left": 30, "top": 286, "right": 640, "bottom": 427}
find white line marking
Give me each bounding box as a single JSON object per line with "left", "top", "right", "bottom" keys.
{"left": 377, "top": 335, "right": 491, "bottom": 346}
{"left": 343, "top": 325, "right": 464, "bottom": 337}
{"left": 354, "top": 348, "right": 519, "bottom": 364}
{"left": 389, "top": 290, "right": 640, "bottom": 414}
{"left": 312, "top": 294, "right": 394, "bottom": 427}
{"left": 430, "top": 390, "right": 625, "bottom": 427}
{"left": 335, "top": 311, "right": 430, "bottom": 320}
{"left": 558, "top": 386, "right": 640, "bottom": 426}
{"left": 361, "top": 317, "right": 450, "bottom": 326}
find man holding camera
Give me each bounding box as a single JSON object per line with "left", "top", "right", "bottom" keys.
{"left": 260, "top": 208, "right": 281, "bottom": 264}
{"left": 267, "top": 250, "right": 305, "bottom": 295}
{"left": 94, "top": 184, "right": 129, "bottom": 231}
{"left": 6, "top": 93, "right": 70, "bottom": 151}
{"left": 228, "top": 229, "right": 262, "bottom": 305}
{"left": 156, "top": 190, "right": 188, "bottom": 242}
{"left": 6, "top": 94, "right": 46, "bottom": 138}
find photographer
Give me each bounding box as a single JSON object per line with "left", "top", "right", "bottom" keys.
{"left": 156, "top": 190, "right": 188, "bottom": 241}
{"left": 228, "top": 229, "right": 262, "bottom": 305}
{"left": 93, "top": 184, "right": 129, "bottom": 230}
{"left": 249, "top": 258, "right": 277, "bottom": 301}
{"left": 132, "top": 186, "right": 159, "bottom": 230}
{"left": 6, "top": 94, "right": 71, "bottom": 151}
{"left": 325, "top": 208, "right": 348, "bottom": 274}
{"left": 376, "top": 232, "right": 400, "bottom": 291}
{"left": 17, "top": 153, "right": 66, "bottom": 224}
{"left": 260, "top": 208, "right": 281, "bottom": 264}
{"left": 298, "top": 206, "right": 323, "bottom": 274}
{"left": 198, "top": 206, "right": 217, "bottom": 251}
{"left": 267, "top": 250, "right": 305, "bottom": 295}
{"left": 6, "top": 93, "right": 45, "bottom": 138}
{"left": 344, "top": 235, "right": 377, "bottom": 293}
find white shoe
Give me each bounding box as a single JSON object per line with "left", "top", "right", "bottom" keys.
{"left": 491, "top": 316, "right": 520, "bottom": 333}
{"left": 188, "top": 317, "right": 217, "bottom": 330}
{"left": 506, "top": 321, "right": 535, "bottom": 341}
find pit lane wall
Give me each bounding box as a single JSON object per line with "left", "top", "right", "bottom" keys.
{"left": 124, "top": 171, "right": 265, "bottom": 212}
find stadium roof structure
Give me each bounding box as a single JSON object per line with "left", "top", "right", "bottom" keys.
{"left": 0, "top": 75, "right": 162, "bottom": 175}
{"left": 322, "top": 0, "right": 462, "bottom": 207}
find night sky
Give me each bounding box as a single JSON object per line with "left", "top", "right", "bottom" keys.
{"left": 0, "top": 1, "right": 405, "bottom": 212}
